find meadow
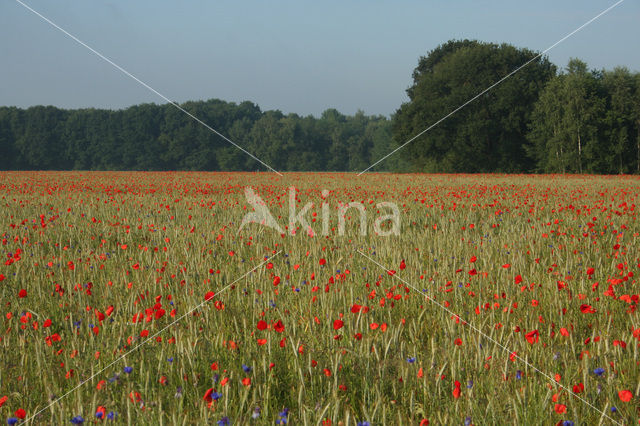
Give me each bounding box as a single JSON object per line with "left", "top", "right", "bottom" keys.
{"left": 0, "top": 171, "right": 639, "bottom": 425}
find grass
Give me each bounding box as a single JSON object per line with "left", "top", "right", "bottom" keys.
{"left": 0, "top": 171, "right": 639, "bottom": 425}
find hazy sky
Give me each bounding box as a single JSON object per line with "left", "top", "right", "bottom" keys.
{"left": 1, "top": 0, "right": 638, "bottom": 117}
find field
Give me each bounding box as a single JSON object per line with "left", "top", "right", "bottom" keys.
{"left": 0, "top": 171, "right": 639, "bottom": 425}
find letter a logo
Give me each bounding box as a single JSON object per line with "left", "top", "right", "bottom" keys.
{"left": 238, "top": 187, "right": 284, "bottom": 234}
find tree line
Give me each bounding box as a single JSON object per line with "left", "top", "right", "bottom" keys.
{"left": 1, "top": 39, "right": 638, "bottom": 173}
{"left": 0, "top": 101, "right": 405, "bottom": 172}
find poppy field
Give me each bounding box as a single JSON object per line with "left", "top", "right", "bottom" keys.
{"left": 0, "top": 171, "right": 639, "bottom": 425}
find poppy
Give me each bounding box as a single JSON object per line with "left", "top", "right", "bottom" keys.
{"left": 554, "top": 404, "right": 567, "bottom": 414}
{"left": 333, "top": 319, "right": 344, "bottom": 330}
{"left": 618, "top": 390, "right": 633, "bottom": 402}
{"left": 525, "top": 329, "right": 539, "bottom": 344}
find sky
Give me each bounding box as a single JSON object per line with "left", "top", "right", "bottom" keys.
{"left": 1, "top": 0, "right": 639, "bottom": 117}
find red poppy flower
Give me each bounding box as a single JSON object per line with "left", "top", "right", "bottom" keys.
{"left": 18, "top": 289, "right": 27, "bottom": 298}
{"left": 514, "top": 275, "right": 523, "bottom": 284}
{"left": 619, "top": 390, "right": 633, "bottom": 402}
{"left": 333, "top": 319, "right": 344, "bottom": 330}
{"left": 525, "top": 329, "right": 539, "bottom": 344}
{"left": 204, "top": 291, "right": 215, "bottom": 301}
{"left": 242, "top": 377, "right": 251, "bottom": 386}
{"left": 273, "top": 320, "right": 284, "bottom": 333}
{"left": 273, "top": 276, "right": 280, "bottom": 286}
{"left": 554, "top": 404, "right": 566, "bottom": 414}
{"left": 580, "top": 304, "right": 595, "bottom": 314}
{"left": 257, "top": 320, "right": 267, "bottom": 330}
{"left": 399, "top": 259, "right": 406, "bottom": 270}
{"left": 15, "top": 408, "right": 26, "bottom": 419}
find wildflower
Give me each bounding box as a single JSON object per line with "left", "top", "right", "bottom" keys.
{"left": 252, "top": 407, "right": 261, "bottom": 419}
{"left": 242, "top": 364, "right": 252, "bottom": 373}
{"left": 106, "top": 412, "right": 117, "bottom": 420}
{"left": 554, "top": 404, "right": 567, "bottom": 414}
{"left": 618, "top": 390, "right": 633, "bottom": 402}
{"left": 217, "top": 417, "right": 230, "bottom": 426}
{"left": 7, "top": 418, "right": 18, "bottom": 425}
{"left": 13, "top": 410, "right": 25, "bottom": 420}
{"left": 95, "top": 406, "right": 106, "bottom": 419}
{"left": 525, "top": 329, "right": 539, "bottom": 344}
{"left": 276, "top": 408, "right": 289, "bottom": 424}
{"left": 70, "top": 415, "right": 85, "bottom": 424}
{"left": 333, "top": 319, "right": 344, "bottom": 330}
{"left": 562, "top": 421, "right": 574, "bottom": 426}
{"left": 407, "top": 357, "right": 416, "bottom": 363}
{"left": 358, "top": 422, "right": 371, "bottom": 426}
{"left": 593, "top": 367, "right": 605, "bottom": 376}
{"left": 123, "top": 366, "right": 133, "bottom": 374}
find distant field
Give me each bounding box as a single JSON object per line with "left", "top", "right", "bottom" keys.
{"left": 0, "top": 172, "right": 639, "bottom": 425}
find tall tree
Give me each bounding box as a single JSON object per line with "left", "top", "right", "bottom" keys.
{"left": 393, "top": 40, "right": 556, "bottom": 172}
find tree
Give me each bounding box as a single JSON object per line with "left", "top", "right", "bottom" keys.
{"left": 528, "top": 59, "right": 606, "bottom": 173}
{"left": 602, "top": 67, "right": 636, "bottom": 173}
{"left": 393, "top": 40, "right": 556, "bottom": 172}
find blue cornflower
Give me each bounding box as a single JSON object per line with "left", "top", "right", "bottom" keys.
{"left": 123, "top": 366, "right": 133, "bottom": 374}
{"left": 276, "top": 408, "right": 289, "bottom": 424}
{"left": 106, "top": 411, "right": 117, "bottom": 420}
{"left": 465, "top": 417, "right": 472, "bottom": 426}
{"left": 7, "top": 418, "right": 18, "bottom": 425}
{"left": 211, "top": 392, "right": 222, "bottom": 401}
{"left": 407, "top": 357, "right": 416, "bottom": 363}
{"left": 594, "top": 367, "right": 605, "bottom": 376}
{"left": 217, "top": 417, "right": 230, "bottom": 426}
{"left": 467, "top": 380, "right": 473, "bottom": 388}
{"left": 167, "top": 357, "right": 173, "bottom": 362}
{"left": 611, "top": 406, "right": 617, "bottom": 413}
{"left": 562, "top": 421, "right": 574, "bottom": 426}
{"left": 357, "top": 422, "right": 371, "bottom": 426}
{"left": 242, "top": 364, "right": 252, "bottom": 373}
{"left": 70, "top": 416, "right": 85, "bottom": 424}
{"left": 516, "top": 370, "right": 522, "bottom": 380}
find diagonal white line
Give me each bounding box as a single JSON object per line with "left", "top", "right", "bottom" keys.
{"left": 356, "top": 249, "right": 622, "bottom": 425}
{"left": 358, "top": 0, "right": 626, "bottom": 175}
{"left": 13, "top": 0, "right": 283, "bottom": 177}
{"left": 21, "top": 251, "right": 281, "bottom": 425}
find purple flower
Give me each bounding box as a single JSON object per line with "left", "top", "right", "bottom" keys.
{"left": 123, "top": 366, "right": 133, "bottom": 374}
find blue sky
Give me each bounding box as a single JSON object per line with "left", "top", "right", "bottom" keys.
{"left": 1, "top": 0, "right": 638, "bottom": 117}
